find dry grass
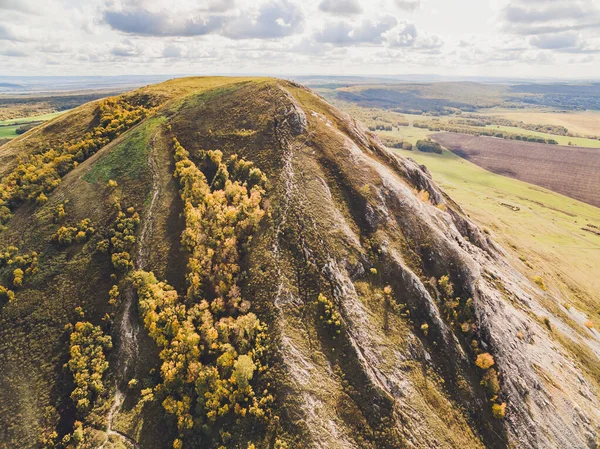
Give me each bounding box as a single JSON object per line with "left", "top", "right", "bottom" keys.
{"left": 481, "top": 108, "right": 600, "bottom": 137}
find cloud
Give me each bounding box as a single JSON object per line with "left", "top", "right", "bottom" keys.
{"left": 500, "top": 0, "right": 600, "bottom": 55}
{"left": 223, "top": 0, "right": 304, "bottom": 39}
{"left": 104, "top": 1, "right": 304, "bottom": 40}
{"left": 529, "top": 32, "right": 579, "bottom": 50}
{"left": 292, "top": 38, "right": 328, "bottom": 55}
{"left": 315, "top": 15, "right": 397, "bottom": 45}
{"left": 110, "top": 41, "right": 139, "bottom": 57}
{"left": 0, "top": 23, "right": 18, "bottom": 40}
{"left": 529, "top": 32, "right": 600, "bottom": 53}
{"left": 0, "top": 47, "right": 27, "bottom": 57}
{"left": 205, "top": 0, "right": 236, "bottom": 13}
{"left": 0, "top": 0, "right": 35, "bottom": 13}
{"left": 501, "top": 0, "right": 600, "bottom": 35}
{"left": 103, "top": 8, "right": 224, "bottom": 36}
{"left": 504, "top": 4, "right": 588, "bottom": 24}
{"left": 162, "top": 44, "right": 183, "bottom": 58}
{"left": 507, "top": 22, "right": 600, "bottom": 36}
{"left": 418, "top": 33, "right": 444, "bottom": 50}
{"left": 318, "top": 0, "right": 363, "bottom": 16}
{"left": 386, "top": 23, "right": 417, "bottom": 47}
{"left": 38, "top": 43, "right": 69, "bottom": 54}
{"left": 395, "top": 0, "right": 420, "bottom": 12}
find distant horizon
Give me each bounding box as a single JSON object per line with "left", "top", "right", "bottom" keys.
{"left": 1, "top": 73, "right": 599, "bottom": 85}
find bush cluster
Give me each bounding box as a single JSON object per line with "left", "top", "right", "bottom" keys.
{"left": 0, "top": 245, "right": 39, "bottom": 289}
{"left": 456, "top": 115, "right": 570, "bottom": 136}
{"left": 54, "top": 201, "right": 68, "bottom": 223}
{"left": 53, "top": 320, "right": 113, "bottom": 448}
{"left": 379, "top": 136, "right": 413, "bottom": 151}
{"left": 0, "top": 96, "right": 152, "bottom": 229}
{"left": 436, "top": 275, "right": 506, "bottom": 418}
{"left": 414, "top": 120, "right": 559, "bottom": 144}
{"left": 102, "top": 205, "right": 140, "bottom": 272}
{"left": 52, "top": 219, "right": 95, "bottom": 246}
{"left": 415, "top": 139, "right": 443, "bottom": 154}
{"left": 317, "top": 293, "right": 342, "bottom": 338}
{"left": 131, "top": 137, "right": 271, "bottom": 448}
{"left": 66, "top": 321, "right": 112, "bottom": 417}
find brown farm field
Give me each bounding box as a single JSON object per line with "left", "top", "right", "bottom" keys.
{"left": 431, "top": 132, "right": 600, "bottom": 208}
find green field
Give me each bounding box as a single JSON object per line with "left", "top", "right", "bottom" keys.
{"left": 0, "top": 110, "right": 67, "bottom": 126}
{"left": 388, "top": 112, "right": 600, "bottom": 148}
{"left": 0, "top": 125, "right": 22, "bottom": 139}
{"left": 0, "top": 110, "right": 68, "bottom": 140}
{"left": 392, "top": 146, "right": 600, "bottom": 328}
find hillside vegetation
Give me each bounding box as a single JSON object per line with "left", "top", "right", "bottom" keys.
{"left": 0, "top": 77, "right": 598, "bottom": 449}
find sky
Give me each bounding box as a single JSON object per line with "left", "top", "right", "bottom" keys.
{"left": 0, "top": 0, "right": 599, "bottom": 79}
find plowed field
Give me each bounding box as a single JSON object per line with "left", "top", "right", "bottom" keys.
{"left": 432, "top": 132, "right": 600, "bottom": 208}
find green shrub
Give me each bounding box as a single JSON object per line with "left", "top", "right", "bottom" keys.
{"left": 416, "top": 139, "right": 443, "bottom": 154}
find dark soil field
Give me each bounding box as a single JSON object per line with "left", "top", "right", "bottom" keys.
{"left": 432, "top": 132, "right": 600, "bottom": 208}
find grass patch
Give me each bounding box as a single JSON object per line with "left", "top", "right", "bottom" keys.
{"left": 0, "top": 125, "right": 20, "bottom": 139}
{"left": 83, "top": 117, "right": 164, "bottom": 184}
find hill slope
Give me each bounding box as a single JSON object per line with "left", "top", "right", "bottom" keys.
{"left": 0, "top": 77, "right": 598, "bottom": 449}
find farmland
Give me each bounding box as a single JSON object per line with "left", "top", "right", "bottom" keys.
{"left": 0, "top": 90, "right": 120, "bottom": 121}
{"left": 481, "top": 108, "right": 600, "bottom": 137}
{"left": 431, "top": 132, "right": 600, "bottom": 208}
{"left": 0, "top": 110, "right": 67, "bottom": 142}
{"left": 390, "top": 145, "right": 600, "bottom": 332}
{"left": 332, "top": 89, "right": 600, "bottom": 333}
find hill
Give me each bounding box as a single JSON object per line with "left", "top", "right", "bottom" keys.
{"left": 0, "top": 77, "right": 598, "bottom": 449}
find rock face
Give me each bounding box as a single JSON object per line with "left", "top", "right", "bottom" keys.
{"left": 256, "top": 82, "right": 600, "bottom": 449}
{"left": 0, "top": 78, "right": 598, "bottom": 449}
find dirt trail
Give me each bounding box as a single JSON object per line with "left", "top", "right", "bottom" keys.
{"left": 100, "top": 132, "right": 160, "bottom": 449}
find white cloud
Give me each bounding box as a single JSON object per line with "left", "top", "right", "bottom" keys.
{"left": 315, "top": 15, "right": 398, "bottom": 45}
{"left": 0, "top": 23, "right": 19, "bottom": 41}
{"left": 223, "top": 0, "right": 304, "bottom": 39}
{"left": 319, "top": 0, "right": 363, "bottom": 16}
{"left": 500, "top": 0, "right": 600, "bottom": 55}
{"left": 103, "top": 8, "right": 225, "bottom": 36}
{"left": 386, "top": 23, "right": 417, "bottom": 47}
{"left": 395, "top": 0, "right": 420, "bottom": 12}
{"left": 529, "top": 32, "right": 579, "bottom": 50}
